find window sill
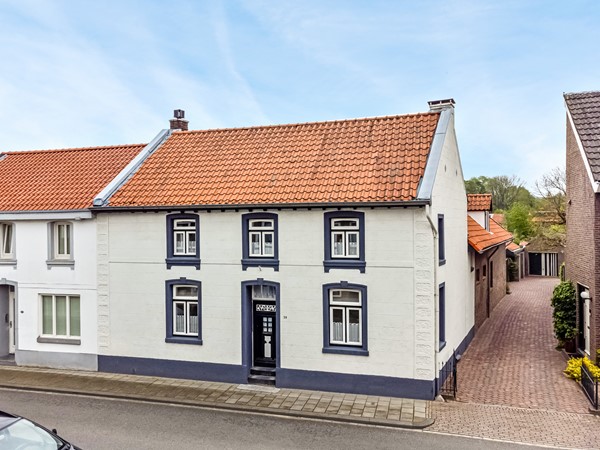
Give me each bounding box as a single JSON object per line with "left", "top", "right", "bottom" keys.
{"left": 241, "top": 258, "right": 279, "bottom": 271}
{"left": 439, "top": 259, "right": 446, "bottom": 266}
{"left": 37, "top": 336, "right": 81, "bottom": 345}
{"left": 438, "top": 341, "right": 447, "bottom": 351}
{"left": 0, "top": 259, "right": 17, "bottom": 266}
{"left": 323, "top": 259, "right": 366, "bottom": 273}
{"left": 322, "top": 346, "right": 369, "bottom": 356}
{"left": 46, "top": 259, "right": 75, "bottom": 269}
{"left": 165, "top": 337, "right": 203, "bottom": 345}
{"left": 165, "top": 257, "right": 201, "bottom": 270}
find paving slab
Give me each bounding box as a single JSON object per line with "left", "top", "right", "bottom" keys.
{"left": 0, "top": 365, "right": 432, "bottom": 429}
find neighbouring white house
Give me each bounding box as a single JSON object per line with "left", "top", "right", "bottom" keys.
{"left": 0, "top": 142, "right": 149, "bottom": 369}
{"left": 91, "top": 101, "right": 473, "bottom": 399}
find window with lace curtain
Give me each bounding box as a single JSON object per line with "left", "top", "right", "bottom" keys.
{"left": 165, "top": 279, "right": 202, "bottom": 345}
{"left": 322, "top": 283, "right": 368, "bottom": 356}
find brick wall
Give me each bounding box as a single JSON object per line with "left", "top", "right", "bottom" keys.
{"left": 565, "top": 117, "right": 598, "bottom": 356}
{"left": 473, "top": 246, "right": 507, "bottom": 330}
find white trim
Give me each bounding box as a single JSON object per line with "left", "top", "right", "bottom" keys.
{"left": 565, "top": 104, "right": 600, "bottom": 193}
{"left": 93, "top": 129, "right": 172, "bottom": 207}
{"left": 0, "top": 211, "right": 92, "bottom": 221}
{"left": 417, "top": 108, "right": 452, "bottom": 200}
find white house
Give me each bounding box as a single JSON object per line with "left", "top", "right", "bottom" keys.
{"left": 92, "top": 101, "right": 472, "bottom": 400}
{"left": 0, "top": 143, "right": 147, "bottom": 369}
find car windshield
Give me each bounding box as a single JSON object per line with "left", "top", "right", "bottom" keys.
{"left": 0, "top": 418, "right": 64, "bottom": 449}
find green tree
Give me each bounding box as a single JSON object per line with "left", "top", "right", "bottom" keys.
{"left": 505, "top": 202, "right": 534, "bottom": 240}
{"left": 535, "top": 167, "right": 566, "bottom": 225}
{"left": 465, "top": 175, "right": 534, "bottom": 211}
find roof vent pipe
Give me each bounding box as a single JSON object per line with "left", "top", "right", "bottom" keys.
{"left": 427, "top": 99, "right": 455, "bottom": 111}
{"left": 170, "top": 109, "right": 189, "bottom": 131}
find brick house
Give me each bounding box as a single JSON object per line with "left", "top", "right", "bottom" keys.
{"left": 564, "top": 91, "right": 600, "bottom": 358}
{"left": 467, "top": 194, "right": 512, "bottom": 330}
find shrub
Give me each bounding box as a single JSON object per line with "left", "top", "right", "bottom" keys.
{"left": 559, "top": 262, "right": 566, "bottom": 282}
{"left": 551, "top": 281, "right": 577, "bottom": 345}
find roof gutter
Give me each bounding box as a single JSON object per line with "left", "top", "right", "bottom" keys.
{"left": 416, "top": 108, "right": 453, "bottom": 200}
{"left": 92, "top": 199, "right": 431, "bottom": 213}
{"left": 93, "top": 129, "right": 172, "bottom": 207}
{"left": 565, "top": 101, "right": 600, "bottom": 193}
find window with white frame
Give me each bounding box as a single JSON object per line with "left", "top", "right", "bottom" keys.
{"left": 53, "top": 222, "right": 72, "bottom": 259}
{"left": 249, "top": 219, "right": 274, "bottom": 257}
{"left": 323, "top": 211, "right": 365, "bottom": 273}
{"left": 331, "top": 219, "right": 359, "bottom": 258}
{"left": 173, "top": 219, "right": 197, "bottom": 256}
{"left": 166, "top": 214, "right": 200, "bottom": 269}
{"left": 40, "top": 294, "right": 80, "bottom": 338}
{"left": 241, "top": 213, "right": 279, "bottom": 271}
{"left": 172, "top": 285, "right": 199, "bottom": 336}
{"left": 0, "top": 222, "right": 14, "bottom": 259}
{"left": 329, "top": 289, "right": 362, "bottom": 346}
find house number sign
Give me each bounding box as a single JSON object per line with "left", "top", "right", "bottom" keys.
{"left": 255, "top": 304, "right": 276, "bottom": 312}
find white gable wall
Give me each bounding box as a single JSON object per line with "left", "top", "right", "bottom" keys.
{"left": 429, "top": 113, "right": 473, "bottom": 373}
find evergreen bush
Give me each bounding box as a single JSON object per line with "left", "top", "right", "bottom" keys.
{"left": 551, "top": 281, "right": 577, "bottom": 345}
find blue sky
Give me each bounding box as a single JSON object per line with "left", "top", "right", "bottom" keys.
{"left": 1, "top": 1, "right": 599, "bottom": 188}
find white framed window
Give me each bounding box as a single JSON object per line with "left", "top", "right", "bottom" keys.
{"left": 53, "top": 222, "right": 72, "bottom": 259}
{"left": 173, "top": 220, "right": 197, "bottom": 256}
{"left": 329, "top": 289, "right": 362, "bottom": 346}
{"left": 172, "top": 285, "right": 199, "bottom": 336}
{"left": 0, "top": 222, "right": 14, "bottom": 259}
{"left": 249, "top": 219, "right": 274, "bottom": 257}
{"left": 40, "top": 294, "right": 80, "bottom": 338}
{"left": 331, "top": 219, "right": 359, "bottom": 258}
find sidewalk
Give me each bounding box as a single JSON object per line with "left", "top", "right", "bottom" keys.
{"left": 0, "top": 365, "right": 432, "bottom": 429}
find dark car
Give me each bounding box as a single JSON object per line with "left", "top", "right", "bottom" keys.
{"left": 0, "top": 410, "right": 80, "bottom": 449}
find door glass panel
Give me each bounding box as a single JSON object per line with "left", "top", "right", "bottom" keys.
{"left": 69, "top": 297, "right": 81, "bottom": 337}
{"left": 42, "top": 296, "right": 53, "bottom": 335}
{"left": 55, "top": 296, "right": 67, "bottom": 336}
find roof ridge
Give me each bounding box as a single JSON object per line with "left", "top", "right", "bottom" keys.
{"left": 1, "top": 143, "right": 147, "bottom": 156}
{"left": 175, "top": 111, "right": 440, "bottom": 135}
{"left": 564, "top": 90, "right": 600, "bottom": 98}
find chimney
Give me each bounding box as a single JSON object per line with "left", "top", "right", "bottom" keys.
{"left": 170, "top": 109, "right": 189, "bottom": 131}
{"left": 427, "top": 98, "right": 455, "bottom": 111}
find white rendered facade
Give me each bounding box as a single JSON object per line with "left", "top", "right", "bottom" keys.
{"left": 95, "top": 107, "right": 472, "bottom": 399}
{"left": 0, "top": 211, "right": 98, "bottom": 370}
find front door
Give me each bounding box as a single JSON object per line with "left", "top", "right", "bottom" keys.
{"left": 8, "top": 288, "right": 15, "bottom": 354}
{"left": 253, "top": 302, "right": 276, "bottom": 367}
{"left": 583, "top": 296, "right": 591, "bottom": 356}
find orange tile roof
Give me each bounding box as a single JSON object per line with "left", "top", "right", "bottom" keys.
{"left": 467, "top": 193, "right": 492, "bottom": 211}
{"left": 507, "top": 242, "right": 521, "bottom": 252}
{"left": 468, "top": 216, "right": 513, "bottom": 253}
{"left": 109, "top": 113, "right": 441, "bottom": 207}
{"left": 0, "top": 144, "right": 145, "bottom": 211}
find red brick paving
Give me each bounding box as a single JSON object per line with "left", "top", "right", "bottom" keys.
{"left": 456, "top": 276, "right": 590, "bottom": 414}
